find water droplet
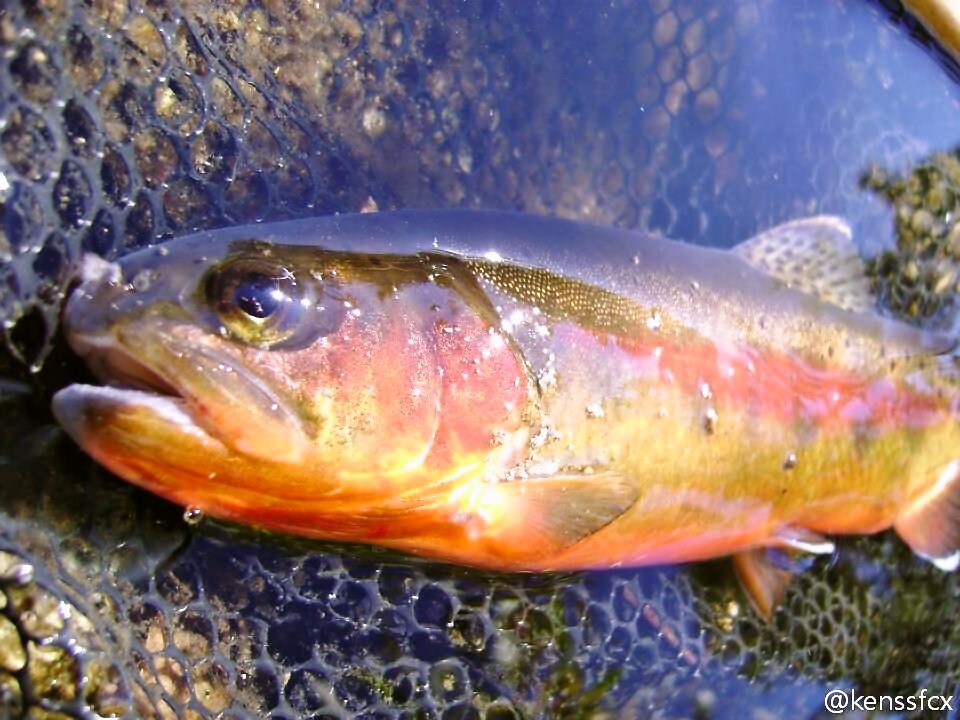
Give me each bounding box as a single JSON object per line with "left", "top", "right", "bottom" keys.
{"left": 538, "top": 366, "right": 557, "bottom": 388}
{"left": 783, "top": 452, "right": 798, "bottom": 470}
{"left": 646, "top": 312, "right": 662, "bottom": 331}
{"left": 183, "top": 506, "right": 204, "bottom": 526}
{"left": 529, "top": 428, "right": 546, "bottom": 448}
{"left": 130, "top": 270, "right": 156, "bottom": 292}
{"left": 529, "top": 425, "right": 559, "bottom": 449}
{"left": 586, "top": 402, "right": 605, "bottom": 419}
{"left": 703, "top": 407, "right": 718, "bottom": 434}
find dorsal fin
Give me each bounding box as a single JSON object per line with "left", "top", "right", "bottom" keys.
{"left": 732, "top": 216, "right": 874, "bottom": 314}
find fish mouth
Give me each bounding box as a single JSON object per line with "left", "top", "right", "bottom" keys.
{"left": 50, "top": 329, "right": 249, "bottom": 517}
{"left": 53, "top": 319, "right": 310, "bottom": 466}
{"left": 52, "top": 384, "right": 208, "bottom": 447}
{"left": 67, "top": 330, "right": 184, "bottom": 399}
{"left": 52, "top": 329, "right": 211, "bottom": 451}
{"left": 51, "top": 253, "right": 208, "bottom": 439}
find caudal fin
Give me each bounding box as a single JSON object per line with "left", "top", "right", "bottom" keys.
{"left": 894, "top": 459, "right": 960, "bottom": 571}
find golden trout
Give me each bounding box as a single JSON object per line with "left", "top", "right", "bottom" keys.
{"left": 52, "top": 210, "right": 960, "bottom": 617}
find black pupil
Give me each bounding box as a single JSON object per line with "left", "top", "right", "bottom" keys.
{"left": 233, "top": 273, "right": 284, "bottom": 319}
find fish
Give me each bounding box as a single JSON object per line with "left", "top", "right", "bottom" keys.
{"left": 51, "top": 209, "right": 960, "bottom": 619}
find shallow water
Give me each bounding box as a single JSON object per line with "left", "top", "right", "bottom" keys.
{"left": 2, "top": 1, "right": 960, "bottom": 717}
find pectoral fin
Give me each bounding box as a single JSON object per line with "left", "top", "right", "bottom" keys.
{"left": 732, "top": 549, "right": 796, "bottom": 621}
{"left": 894, "top": 459, "right": 960, "bottom": 571}
{"left": 450, "top": 473, "right": 637, "bottom": 563}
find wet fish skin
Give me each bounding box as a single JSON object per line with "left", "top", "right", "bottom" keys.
{"left": 52, "top": 210, "right": 960, "bottom": 615}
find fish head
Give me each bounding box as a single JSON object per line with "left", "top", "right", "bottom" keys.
{"left": 53, "top": 238, "right": 535, "bottom": 533}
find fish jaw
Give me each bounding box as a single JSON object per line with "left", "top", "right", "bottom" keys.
{"left": 51, "top": 382, "right": 348, "bottom": 530}
{"left": 51, "top": 383, "right": 249, "bottom": 508}
{"left": 51, "top": 309, "right": 336, "bottom": 516}
{"left": 62, "top": 310, "right": 317, "bottom": 468}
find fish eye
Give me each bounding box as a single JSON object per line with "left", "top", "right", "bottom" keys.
{"left": 233, "top": 271, "right": 291, "bottom": 319}
{"left": 204, "top": 255, "right": 349, "bottom": 349}
{"left": 205, "top": 259, "right": 308, "bottom": 347}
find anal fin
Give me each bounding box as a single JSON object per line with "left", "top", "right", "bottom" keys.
{"left": 450, "top": 473, "right": 637, "bottom": 564}
{"left": 732, "top": 549, "right": 795, "bottom": 622}
{"left": 773, "top": 526, "right": 836, "bottom": 556}
{"left": 894, "top": 459, "right": 960, "bottom": 571}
